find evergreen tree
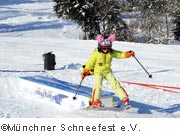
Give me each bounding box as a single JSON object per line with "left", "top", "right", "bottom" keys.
{"left": 97, "top": 0, "right": 130, "bottom": 41}
{"left": 52, "top": 0, "right": 129, "bottom": 40}
{"left": 170, "top": 0, "right": 180, "bottom": 41}
{"left": 140, "top": 0, "right": 166, "bottom": 43}
{"left": 138, "top": 0, "right": 180, "bottom": 43}
{"left": 173, "top": 16, "right": 180, "bottom": 41}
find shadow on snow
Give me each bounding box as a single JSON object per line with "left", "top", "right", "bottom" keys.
{"left": 0, "top": 20, "right": 72, "bottom": 33}
{"left": 130, "top": 100, "right": 180, "bottom": 115}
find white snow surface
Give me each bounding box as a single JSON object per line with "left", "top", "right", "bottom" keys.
{"left": 0, "top": 0, "right": 180, "bottom": 118}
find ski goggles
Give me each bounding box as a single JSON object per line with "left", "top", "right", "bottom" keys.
{"left": 100, "top": 46, "right": 111, "bottom": 50}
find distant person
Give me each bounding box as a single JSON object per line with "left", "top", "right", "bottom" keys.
{"left": 81, "top": 34, "right": 135, "bottom": 109}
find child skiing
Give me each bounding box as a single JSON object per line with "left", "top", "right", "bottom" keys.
{"left": 81, "top": 34, "right": 135, "bottom": 109}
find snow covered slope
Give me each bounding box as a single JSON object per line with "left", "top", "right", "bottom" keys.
{"left": 0, "top": 0, "right": 180, "bottom": 118}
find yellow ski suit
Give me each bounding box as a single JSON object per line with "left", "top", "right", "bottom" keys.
{"left": 85, "top": 48, "right": 129, "bottom": 102}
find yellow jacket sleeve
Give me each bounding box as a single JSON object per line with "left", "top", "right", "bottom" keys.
{"left": 111, "top": 49, "right": 126, "bottom": 59}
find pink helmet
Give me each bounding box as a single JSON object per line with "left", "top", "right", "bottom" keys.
{"left": 96, "top": 34, "right": 116, "bottom": 47}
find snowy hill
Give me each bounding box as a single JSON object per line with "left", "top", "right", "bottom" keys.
{"left": 0, "top": 0, "right": 180, "bottom": 118}
{"left": 0, "top": 0, "right": 49, "bottom": 5}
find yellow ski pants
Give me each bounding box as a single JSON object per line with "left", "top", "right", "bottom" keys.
{"left": 91, "top": 72, "right": 128, "bottom": 102}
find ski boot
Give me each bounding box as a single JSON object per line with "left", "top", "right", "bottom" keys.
{"left": 122, "top": 98, "right": 131, "bottom": 110}
{"left": 91, "top": 100, "right": 103, "bottom": 108}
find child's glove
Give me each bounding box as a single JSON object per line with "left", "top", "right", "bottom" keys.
{"left": 81, "top": 69, "right": 90, "bottom": 79}
{"left": 125, "top": 50, "right": 135, "bottom": 58}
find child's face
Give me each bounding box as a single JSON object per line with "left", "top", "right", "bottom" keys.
{"left": 101, "top": 46, "right": 111, "bottom": 54}
{"left": 102, "top": 48, "right": 110, "bottom": 54}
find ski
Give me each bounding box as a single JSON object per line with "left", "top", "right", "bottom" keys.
{"left": 84, "top": 106, "right": 121, "bottom": 111}
{"left": 83, "top": 105, "right": 131, "bottom": 111}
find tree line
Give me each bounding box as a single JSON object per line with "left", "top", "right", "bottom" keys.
{"left": 52, "top": 0, "right": 180, "bottom": 44}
